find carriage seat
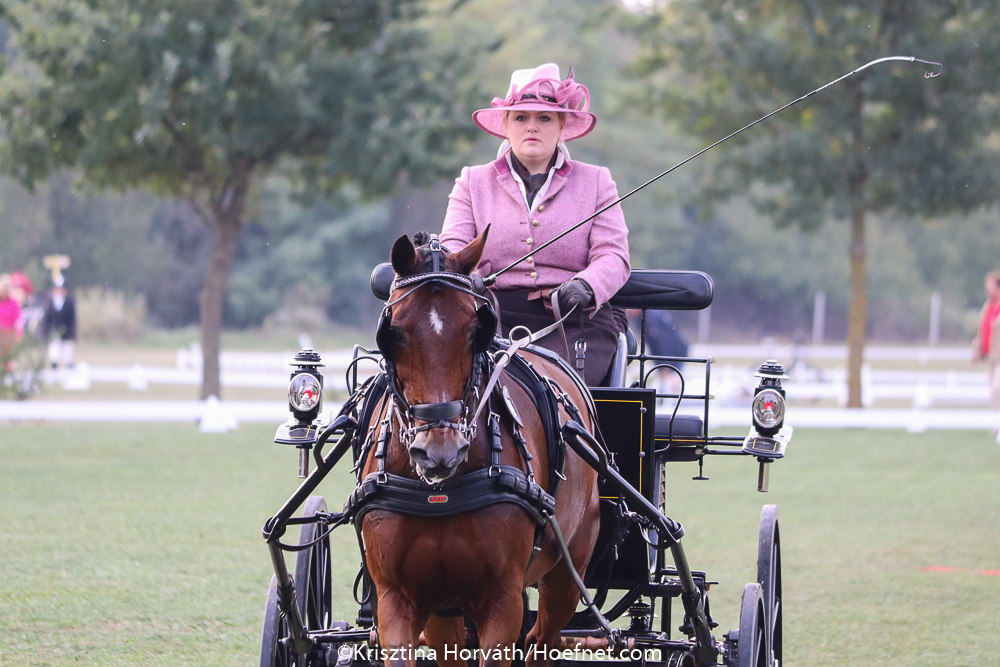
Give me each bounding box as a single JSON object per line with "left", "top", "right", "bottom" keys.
{"left": 603, "top": 270, "right": 713, "bottom": 388}
{"left": 609, "top": 269, "right": 714, "bottom": 311}
{"left": 653, "top": 413, "right": 705, "bottom": 462}
{"left": 655, "top": 413, "right": 704, "bottom": 439}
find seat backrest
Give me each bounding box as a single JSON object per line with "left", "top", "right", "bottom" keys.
{"left": 609, "top": 270, "right": 713, "bottom": 311}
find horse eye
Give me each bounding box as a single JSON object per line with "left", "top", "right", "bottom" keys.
{"left": 391, "top": 327, "right": 407, "bottom": 346}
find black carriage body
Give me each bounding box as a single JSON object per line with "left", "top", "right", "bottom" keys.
{"left": 588, "top": 387, "right": 656, "bottom": 591}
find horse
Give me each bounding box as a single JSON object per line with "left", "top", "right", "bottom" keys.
{"left": 356, "top": 229, "right": 601, "bottom": 667}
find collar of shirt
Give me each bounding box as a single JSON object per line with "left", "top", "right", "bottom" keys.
{"left": 497, "top": 141, "right": 570, "bottom": 214}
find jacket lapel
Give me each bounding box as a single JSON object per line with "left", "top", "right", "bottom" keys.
{"left": 541, "top": 165, "right": 570, "bottom": 204}
{"left": 492, "top": 156, "right": 525, "bottom": 208}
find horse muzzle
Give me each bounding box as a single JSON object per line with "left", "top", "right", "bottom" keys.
{"left": 408, "top": 433, "right": 470, "bottom": 484}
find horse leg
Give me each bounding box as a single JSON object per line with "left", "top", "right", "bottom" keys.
{"left": 525, "top": 565, "right": 583, "bottom": 667}
{"left": 422, "top": 615, "right": 466, "bottom": 667}
{"left": 469, "top": 584, "right": 526, "bottom": 667}
{"left": 376, "top": 591, "right": 428, "bottom": 667}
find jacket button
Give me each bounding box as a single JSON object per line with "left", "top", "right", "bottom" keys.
{"left": 532, "top": 219, "right": 540, "bottom": 226}
{"left": 526, "top": 257, "right": 534, "bottom": 264}
{"left": 530, "top": 271, "right": 537, "bottom": 278}
{"left": 526, "top": 238, "right": 533, "bottom": 245}
{"left": 538, "top": 205, "right": 545, "bottom": 212}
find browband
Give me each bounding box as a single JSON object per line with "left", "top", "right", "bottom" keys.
{"left": 392, "top": 272, "right": 473, "bottom": 292}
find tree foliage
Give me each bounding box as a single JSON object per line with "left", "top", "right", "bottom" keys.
{"left": 0, "top": 0, "right": 480, "bottom": 397}
{"left": 630, "top": 1, "right": 1000, "bottom": 224}
{"left": 628, "top": 0, "right": 1000, "bottom": 405}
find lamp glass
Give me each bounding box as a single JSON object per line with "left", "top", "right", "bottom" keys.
{"left": 752, "top": 388, "right": 784, "bottom": 429}
{"left": 289, "top": 373, "right": 322, "bottom": 412}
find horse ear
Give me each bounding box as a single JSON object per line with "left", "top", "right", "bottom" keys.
{"left": 391, "top": 235, "right": 417, "bottom": 275}
{"left": 454, "top": 225, "right": 490, "bottom": 276}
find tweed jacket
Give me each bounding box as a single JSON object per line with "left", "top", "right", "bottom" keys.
{"left": 972, "top": 301, "right": 1000, "bottom": 363}
{"left": 440, "top": 153, "right": 630, "bottom": 310}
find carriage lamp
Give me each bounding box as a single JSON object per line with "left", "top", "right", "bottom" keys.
{"left": 273, "top": 349, "right": 325, "bottom": 478}
{"left": 751, "top": 360, "right": 787, "bottom": 437}
{"left": 289, "top": 349, "right": 324, "bottom": 424}
{"left": 744, "top": 360, "right": 791, "bottom": 492}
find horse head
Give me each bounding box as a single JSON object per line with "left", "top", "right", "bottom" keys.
{"left": 380, "top": 228, "right": 493, "bottom": 483}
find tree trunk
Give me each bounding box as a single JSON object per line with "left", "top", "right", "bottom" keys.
{"left": 197, "top": 173, "right": 250, "bottom": 399}
{"left": 845, "top": 81, "right": 867, "bottom": 409}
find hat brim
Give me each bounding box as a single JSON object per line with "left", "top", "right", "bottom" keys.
{"left": 472, "top": 104, "right": 597, "bottom": 142}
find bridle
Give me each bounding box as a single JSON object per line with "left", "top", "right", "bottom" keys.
{"left": 375, "top": 236, "right": 497, "bottom": 449}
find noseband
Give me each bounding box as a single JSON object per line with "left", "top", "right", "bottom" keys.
{"left": 376, "top": 238, "right": 497, "bottom": 449}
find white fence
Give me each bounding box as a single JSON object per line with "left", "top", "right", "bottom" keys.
{"left": 3, "top": 343, "right": 996, "bottom": 434}
{"left": 37, "top": 343, "right": 995, "bottom": 411}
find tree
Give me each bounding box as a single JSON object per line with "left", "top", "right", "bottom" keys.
{"left": 628, "top": 0, "right": 1000, "bottom": 406}
{"left": 0, "top": 0, "right": 479, "bottom": 397}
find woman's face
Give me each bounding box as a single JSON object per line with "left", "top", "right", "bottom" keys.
{"left": 504, "top": 110, "right": 565, "bottom": 172}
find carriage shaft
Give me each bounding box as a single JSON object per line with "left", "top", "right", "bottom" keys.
{"left": 263, "top": 424, "right": 354, "bottom": 542}
{"left": 563, "top": 422, "right": 719, "bottom": 662}
{"left": 267, "top": 540, "right": 311, "bottom": 654}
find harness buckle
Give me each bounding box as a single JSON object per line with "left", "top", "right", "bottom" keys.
{"left": 488, "top": 465, "right": 502, "bottom": 478}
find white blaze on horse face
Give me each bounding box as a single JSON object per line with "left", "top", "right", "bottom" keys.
{"left": 428, "top": 307, "right": 444, "bottom": 335}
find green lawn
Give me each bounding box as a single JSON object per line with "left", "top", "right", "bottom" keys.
{"left": 1, "top": 423, "right": 998, "bottom": 666}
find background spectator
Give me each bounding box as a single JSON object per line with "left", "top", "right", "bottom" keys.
{"left": 645, "top": 310, "right": 690, "bottom": 360}
{"left": 41, "top": 275, "right": 77, "bottom": 369}
{"left": 971, "top": 270, "right": 1000, "bottom": 434}
{"left": 0, "top": 274, "right": 23, "bottom": 370}
{"left": 643, "top": 310, "right": 690, "bottom": 398}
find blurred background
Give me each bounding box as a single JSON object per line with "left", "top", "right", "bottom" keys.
{"left": 0, "top": 0, "right": 998, "bottom": 403}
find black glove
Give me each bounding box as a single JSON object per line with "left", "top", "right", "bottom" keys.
{"left": 552, "top": 278, "right": 594, "bottom": 314}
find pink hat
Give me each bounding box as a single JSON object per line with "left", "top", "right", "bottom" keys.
{"left": 472, "top": 63, "right": 597, "bottom": 142}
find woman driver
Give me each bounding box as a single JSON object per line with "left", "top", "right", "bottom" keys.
{"left": 439, "top": 63, "right": 630, "bottom": 386}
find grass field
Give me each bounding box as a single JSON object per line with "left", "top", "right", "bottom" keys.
{"left": 1, "top": 423, "right": 998, "bottom": 666}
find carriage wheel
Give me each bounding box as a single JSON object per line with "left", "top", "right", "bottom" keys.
{"left": 260, "top": 575, "right": 296, "bottom": 667}
{"left": 737, "top": 584, "right": 768, "bottom": 667}
{"left": 258, "top": 496, "right": 333, "bottom": 667}
{"left": 757, "top": 505, "right": 781, "bottom": 667}
{"left": 295, "top": 496, "right": 334, "bottom": 634}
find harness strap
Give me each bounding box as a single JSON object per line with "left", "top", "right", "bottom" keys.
{"left": 374, "top": 408, "right": 392, "bottom": 478}
{"left": 551, "top": 293, "right": 586, "bottom": 373}
{"left": 488, "top": 405, "right": 503, "bottom": 471}
{"left": 472, "top": 304, "right": 576, "bottom": 426}
{"left": 550, "top": 294, "right": 573, "bottom": 364}
{"left": 411, "top": 400, "right": 463, "bottom": 421}
{"left": 345, "top": 466, "right": 555, "bottom": 527}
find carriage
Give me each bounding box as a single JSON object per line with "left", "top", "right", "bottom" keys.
{"left": 258, "top": 258, "right": 791, "bottom": 667}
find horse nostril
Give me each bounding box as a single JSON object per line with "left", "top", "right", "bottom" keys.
{"left": 455, "top": 443, "right": 470, "bottom": 463}
{"left": 409, "top": 446, "right": 430, "bottom": 465}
